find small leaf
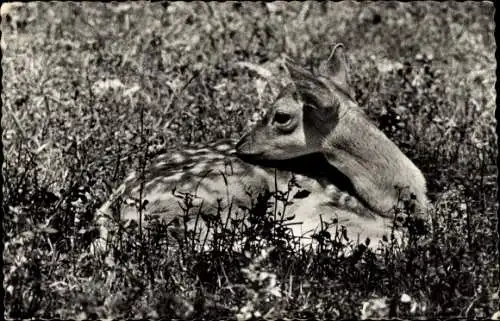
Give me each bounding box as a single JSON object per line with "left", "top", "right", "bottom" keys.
{"left": 235, "top": 61, "right": 273, "bottom": 79}
{"left": 269, "top": 287, "right": 282, "bottom": 298}
{"left": 41, "top": 227, "right": 58, "bottom": 234}
{"left": 293, "top": 189, "right": 311, "bottom": 199}
{"left": 401, "top": 293, "right": 412, "bottom": 303}
{"left": 21, "top": 231, "right": 35, "bottom": 240}
{"left": 123, "top": 84, "right": 140, "bottom": 98}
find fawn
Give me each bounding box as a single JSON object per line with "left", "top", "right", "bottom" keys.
{"left": 93, "top": 44, "right": 429, "bottom": 255}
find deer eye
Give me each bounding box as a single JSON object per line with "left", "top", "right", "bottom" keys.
{"left": 273, "top": 112, "right": 292, "bottom": 125}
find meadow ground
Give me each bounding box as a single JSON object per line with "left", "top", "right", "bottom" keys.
{"left": 2, "top": 2, "right": 498, "bottom": 319}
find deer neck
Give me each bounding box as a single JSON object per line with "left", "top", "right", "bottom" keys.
{"left": 322, "top": 107, "right": 428, "bottom": 216}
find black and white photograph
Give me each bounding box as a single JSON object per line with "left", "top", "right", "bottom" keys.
{"left": 2, "top": 1, "right": 497, "bottom": 319}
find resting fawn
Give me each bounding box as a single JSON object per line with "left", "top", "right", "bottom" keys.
{"left": 93, "top": 44, "right": 429, "bottom": 255}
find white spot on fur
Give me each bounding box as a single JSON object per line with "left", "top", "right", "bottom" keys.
{"left": 204, "top": 153, "right": 226, "bottom": 160}
{"left": 163, "top": 172, "right": 184, "bottom": 182}
{"left": 215, "top": 143, "right": 232, "bottom": 152}
{"left": 153, "top": 160, "right": 167, "bottom": 168}
{"left": 337, "top": 193, "right": 348, "bottom": 205}
{"left": 169, "top": 152, "right": 186, "bottom": 163}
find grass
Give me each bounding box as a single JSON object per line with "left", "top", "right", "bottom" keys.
{"left": 2, "top": 1, "right": 497, "bottom": 319}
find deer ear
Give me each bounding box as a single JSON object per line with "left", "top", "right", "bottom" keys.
{"left": 284, "top": 56, "right": 332, "bottom": 108}
{"left": 284, "top": 57, "right": 339, "bottom": 137}
{"left": 320, "top": 43, "right": 355, "bottom": 100}
{"left": 283, "top": 56, "right": 314, "bottom": 86}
